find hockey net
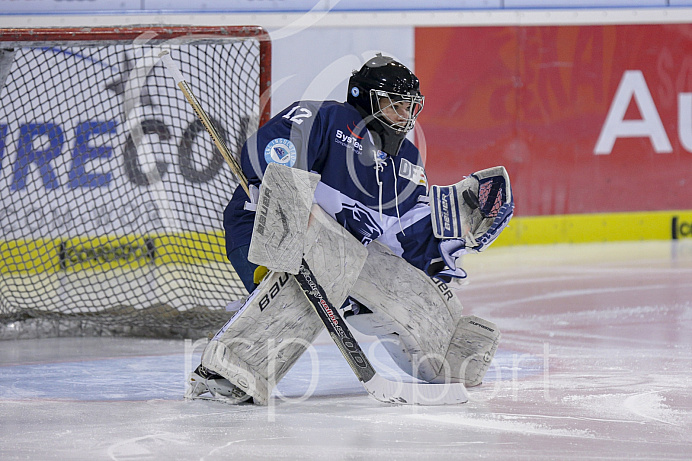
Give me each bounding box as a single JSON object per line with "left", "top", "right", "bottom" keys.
{"left": 0, "top": 26, "right": 271, "bottom": 339}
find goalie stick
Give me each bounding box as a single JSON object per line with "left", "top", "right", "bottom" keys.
{"left": 159, "top": 50, "right": 469, "bottom": 405}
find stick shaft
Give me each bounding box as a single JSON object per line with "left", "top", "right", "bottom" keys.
{"left": 159, "top": 51, "right": 249, "bottom": 196}
{"left": 293, "top": 258, "right": 376, "bottom": 383}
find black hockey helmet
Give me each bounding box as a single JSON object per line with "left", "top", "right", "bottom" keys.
{"left": 347, "top": 54, "right": 424, "bottom": 156}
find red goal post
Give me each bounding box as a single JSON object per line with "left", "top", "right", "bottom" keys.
{"left": 0, "top": 26, "right": 271, "bottom": 339}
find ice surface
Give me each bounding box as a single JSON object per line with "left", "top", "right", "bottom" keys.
{"left": 1, "top": 240, "right": 690, "bottom": 460}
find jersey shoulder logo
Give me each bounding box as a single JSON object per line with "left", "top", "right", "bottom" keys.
{"left": 264, "top": 138, "right": 297, "bottom": 167}
{"left": 398, "top": 157, "right": 427, "bottom": 187}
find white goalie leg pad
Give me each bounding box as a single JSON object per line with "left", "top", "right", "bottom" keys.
{"left": 347, "top": 241, "right": 500, "bottom": 386}
{"left": 444, "top": 315, "right": 501, "bottom": 387}
{"left": 201, "top": 271, "right": 321, "bottom": 405}
{"left": 202, "top": 206, "right": 367, "bottom": 404}
{"left": 347, "top": 241, "right": 462, "bottom": 383}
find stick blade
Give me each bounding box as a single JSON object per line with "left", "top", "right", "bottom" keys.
{"left": 364, "top": 373, "right": 469, "bottom": 406}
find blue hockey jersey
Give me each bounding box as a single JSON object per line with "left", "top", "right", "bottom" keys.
{"left": 224, "top": 100, "right": 442, "bottom": 272}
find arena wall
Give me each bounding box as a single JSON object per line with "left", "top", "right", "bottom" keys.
{"left": 1, "top": 4, "right": 691, "bottom": 244}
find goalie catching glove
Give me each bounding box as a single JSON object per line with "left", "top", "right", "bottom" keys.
{"left": 430, "top": 166, "right": 513, "bottom": 250}
{"left": 427, "top": 166, "right": 513, "bottom": 281}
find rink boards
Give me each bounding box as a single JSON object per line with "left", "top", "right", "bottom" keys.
{"left": 0, "top": 231, "right": 240, "bottom": 315}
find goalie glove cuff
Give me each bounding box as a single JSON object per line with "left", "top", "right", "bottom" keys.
{"left": 436, "top": 265, "right": 468, "bottom": 281}
{"left": 426, "top": 239, "right": 468, "bottom": 281}
{"left": 439, "top": 238, "right": 468, "bottom": 268}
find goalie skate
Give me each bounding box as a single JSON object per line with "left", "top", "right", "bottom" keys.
{"left": 185, "top": 365, "right": 253, "bottom": 404}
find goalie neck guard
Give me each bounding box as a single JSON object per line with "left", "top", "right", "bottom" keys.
{"left": 347, "top": 53, "right": 424, "bottom": 157}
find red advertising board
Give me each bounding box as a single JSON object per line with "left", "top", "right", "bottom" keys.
{"left": 415, "top": 25, "right": 692, "bottom": 216}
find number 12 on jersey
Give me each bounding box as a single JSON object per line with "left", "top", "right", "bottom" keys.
{"left": 283, "top": 105, "right": 313, "bottom": 125}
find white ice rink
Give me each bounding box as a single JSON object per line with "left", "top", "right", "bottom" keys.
{"left": 1, "top": 240, "right": 691, "bottom": 460}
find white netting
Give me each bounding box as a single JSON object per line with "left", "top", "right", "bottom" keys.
{"left": 0, "top": 27, "right": 270, "bottom": 339}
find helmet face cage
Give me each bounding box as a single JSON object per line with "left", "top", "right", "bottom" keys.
{"left": 369, "top": 89, "right": 425, "bottom": 134}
